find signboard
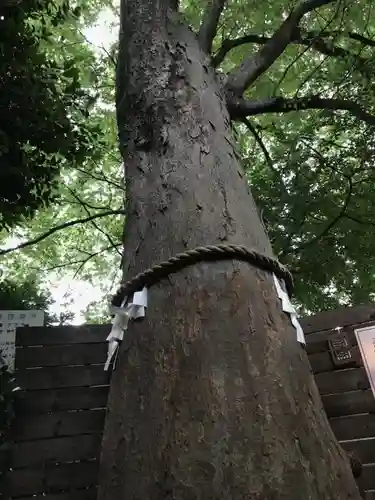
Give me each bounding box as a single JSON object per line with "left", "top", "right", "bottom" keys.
{"left": 0, "top": 310, "right": 44, "bottom": 371}
{"left": 355, "top": 325, "right": 375, "bottom": 398}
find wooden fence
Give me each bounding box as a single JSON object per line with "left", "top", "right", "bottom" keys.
{"left": 2, "top": 303, "right": 375, "bottom": 499}
{"left": 301, "top": 304, "right": 375, "bottom": 499}
{"left": 3, "top": 325, "right": 110, "bottom": 500}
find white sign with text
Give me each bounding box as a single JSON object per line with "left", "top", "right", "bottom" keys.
{"left": 0, "top": 310, "right": 44, "bottom": 371}
{"left": 355, "top": 325, "right": 375, "bottom": 398}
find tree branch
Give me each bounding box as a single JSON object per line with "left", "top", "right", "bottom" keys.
{"left": 67, "top": 189, "right": 123, "bottom": 257}
{"left": 344, "top": 213, "right": 375, "bottom": 227}
{"left": 61, "top": 196, "right": 112, "bottom": 212}
{"left": 288, "top": 176, "right": 353, "bottom": 254}
{"left": 228, "top": 95, "right": 375, "bottom": 126}
{"left": 75, "top": 166, "right": 125, "bottom": 192}
{"left": 198, "top": 0, "right": 226, "bottom": 54}
{"left": 243, "top": 118, "right": 272, "bottom": 167}
{"left": 213, "top": 28, "right": 367, "bottom": 68}
{"left": 72, "top": 245, "right": 120, "bottom": 280}
{"left": 347, "top": 32, "right": 375, "bottom": 47}
{"left": 213, "top": 34, "right": 269, "bottom": 67}
{"left": 225, "top": 0, "right": 336, "bottom": 95}
{"left": 35, "top": 244, "right": 121, "bottom": 273}
{"left": 303, "top": 30, "right": 375, "bottom": 48}
{"left": 0, "top": 209, "right": 126, "bottom": 256}
{"left": 243, "top": 118, "right": 290, "bottom": 201}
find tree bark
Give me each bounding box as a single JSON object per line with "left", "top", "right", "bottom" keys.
{"left": 98, "top": 1, "right": 362, "bottom": 499}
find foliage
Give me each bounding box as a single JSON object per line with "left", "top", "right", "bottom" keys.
{"left": 3, "top": 0, "right": 375, "bottom": 317}
{"left": 202, "top": 0, "right": 375, "bottom": 313}
{"left": 0, "top": 277, "right": 52, "bottom": 311}
{"left": 0, "top": 0, "right": 106, "bottom": 231}
{"left": 0, "top": 276, "right": 74, "bottom": 325}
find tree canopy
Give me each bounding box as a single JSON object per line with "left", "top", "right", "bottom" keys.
{"left": 0, "top": 277, "right": 51, "bottom": 312}
{"left": 0, "top": 0, "right": 106, "bottom": 231}
{"left": 0, "top": 276, "right": 71, "bottom": 324}
{"left": 1, "top": 0, "right": 375, "bottom": 317}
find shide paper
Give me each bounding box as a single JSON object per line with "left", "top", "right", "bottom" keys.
{"left": 273, "top": 274, "right": 305, "bottom": 345}
{"left": 104, "top": 287, "right": 148, "bottom": 371}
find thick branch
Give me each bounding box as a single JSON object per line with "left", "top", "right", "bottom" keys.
{"left": 225, "top": 0, "right": 336, "bottom": 95}
{"left": 213, "top": 34, "right": 269, "bottom": 67}
{"left": 348, "top": 32, "right": 375, "bottom": 47}
{"left": 229, "top": 95, "right": 375, "bottom": 126}
{"left": 306, "top": 31, "right": 375, "bottom": 48}
{"left": 214, "top": 29, "right": 365, "bottom": 68}
{"left": 198, "top": 0, "right": 226, "bottom": 54}
{"left": 0, "top": 209, "right": 126, "bottom": 256}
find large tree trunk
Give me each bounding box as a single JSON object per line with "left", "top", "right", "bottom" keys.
{"left": 98, "top": 1, "right": 362, "bottom": 498}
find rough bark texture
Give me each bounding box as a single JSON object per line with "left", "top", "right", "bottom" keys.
{"left": 98, "top": 1, "right": 362, "bottom": 499}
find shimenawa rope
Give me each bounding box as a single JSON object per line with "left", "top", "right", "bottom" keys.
{"left": 112, "top": 244, "right": 293, "bottom": 307}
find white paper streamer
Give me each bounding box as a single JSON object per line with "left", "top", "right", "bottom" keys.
{"left": 104, "top": 287, "right": 148, "bottom": 371}
{"left": 273, "top": 274, "right": 305, "bottom": 345}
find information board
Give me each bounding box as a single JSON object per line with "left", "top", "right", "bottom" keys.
{"left": 355, "top": 325, "right": 375, "bottom": 398}
{"left": 0, "top": 310, "right": 44, "bottom": 371}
